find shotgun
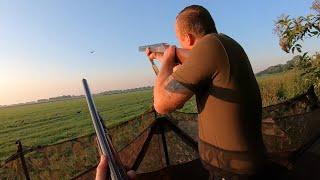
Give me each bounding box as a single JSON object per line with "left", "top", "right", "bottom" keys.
{"left": 139, "top": 43, "right": 190, "bottom": 75}
{"left": 82, "top": 79, "right": 128, "bottom": 180}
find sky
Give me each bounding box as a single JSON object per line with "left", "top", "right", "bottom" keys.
{"left": 0, "top": 0, "right": 319, "bottom": 105}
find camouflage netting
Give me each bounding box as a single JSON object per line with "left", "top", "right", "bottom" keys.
{"left": 0, "top": 134, "right": 99, "bottom": 180}
{"left": 262, "top": 86, "right": 319, "bottom": 119}
{"left": 1, "top": 86, "right": 320, "bottom": 179}
{"left": 0, "top": 110, "right": 157, "bottom": 179}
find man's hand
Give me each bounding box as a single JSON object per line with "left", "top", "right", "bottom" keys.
{"left": 160, "top": 45, "right": 176, "bottom": 66}
{"left": 96, "top": 155, "right": 109, "bottom": 180}
{"left": 146, "top": 45, "right": 177, "bottom": 66}
{"left": 95, "top": 155, "right": 136, "bottom": 180}
{"left": 145, "top": 47, "right": 163, "bottom": 60}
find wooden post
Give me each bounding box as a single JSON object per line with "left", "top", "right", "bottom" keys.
{"left": 16, "top": 140, "right": 30, "bottom": 180}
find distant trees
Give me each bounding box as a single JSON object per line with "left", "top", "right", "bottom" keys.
{"left": 100, "top": 86, "right": 153, "bottom": 96}
{"left": 49, "top": 95, "right": 72, "bottom": 101}
{"left": 256, "top": 55, "right": 302, "bottom": 76}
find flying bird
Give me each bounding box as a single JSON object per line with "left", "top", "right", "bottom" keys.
{"left": 90, "top": 50, "right": 96, "bottom": 54}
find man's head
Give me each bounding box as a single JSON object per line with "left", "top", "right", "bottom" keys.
{"left": 175, "top": 5, "right": 217, "bottom": 49}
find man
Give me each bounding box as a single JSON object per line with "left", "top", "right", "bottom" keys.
{"left": 96, "top": 5, "right": 267, "bottom": 180}
{"left": 146, "top": 5, "right": 266, "bottom": 179}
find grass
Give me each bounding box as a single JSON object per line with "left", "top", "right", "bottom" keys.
{"left": 0, "top": 90, "right": 151, "bottom": 162}
{"left": 0, "top": 89, "right": 196, "bottom": 163}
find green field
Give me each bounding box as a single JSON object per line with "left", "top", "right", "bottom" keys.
{"left": 0, "top": 90, "right": 197, "bottom": 162}
{"left": 0, "top": 90, "right": 150, "bottom": 162}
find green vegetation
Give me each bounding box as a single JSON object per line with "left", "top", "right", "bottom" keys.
{"left": 0, "top": 89, "right": 196, "bottom": 162}
{"left": 257, "top": 70, "right": 304, "bottom": 106}
{"left": 270, "top": 0, "right": 320, "bottom": 105}
{"left": 274, "top": 0, "right": 319, "bottom": 54}
{"left": 0, "top": 90, "right": 151, "bottom": 162}
{"left": 257, "top": 56, "right": 320, "bottom": 106}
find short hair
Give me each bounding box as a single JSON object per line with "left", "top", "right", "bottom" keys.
{"left": 176, "top": 5, "right": 217, "bottom": 38}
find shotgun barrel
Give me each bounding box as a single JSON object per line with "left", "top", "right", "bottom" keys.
{"left": 82, "top": 79, "right": 128, "bottom": 180}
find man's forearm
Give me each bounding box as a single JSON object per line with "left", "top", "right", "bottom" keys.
{"left": 155, "top": 61, "right": 174, "bottom": 97}
{"left": 152, "top": 46, "right": 193, "bottom": 114}
{"left": 154, "top": 61, "right": 175, "bottom": 113}
{"left": 156, "top": 61, "right": 174, "bottom": 86}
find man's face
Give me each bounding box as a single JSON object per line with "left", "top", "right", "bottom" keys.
{"left": 175, "top": 23, "right": 190, "bottom": 49}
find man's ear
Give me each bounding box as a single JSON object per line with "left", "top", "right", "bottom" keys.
{"left": 186, "top": 33, "right": 196, "bottom": 47}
